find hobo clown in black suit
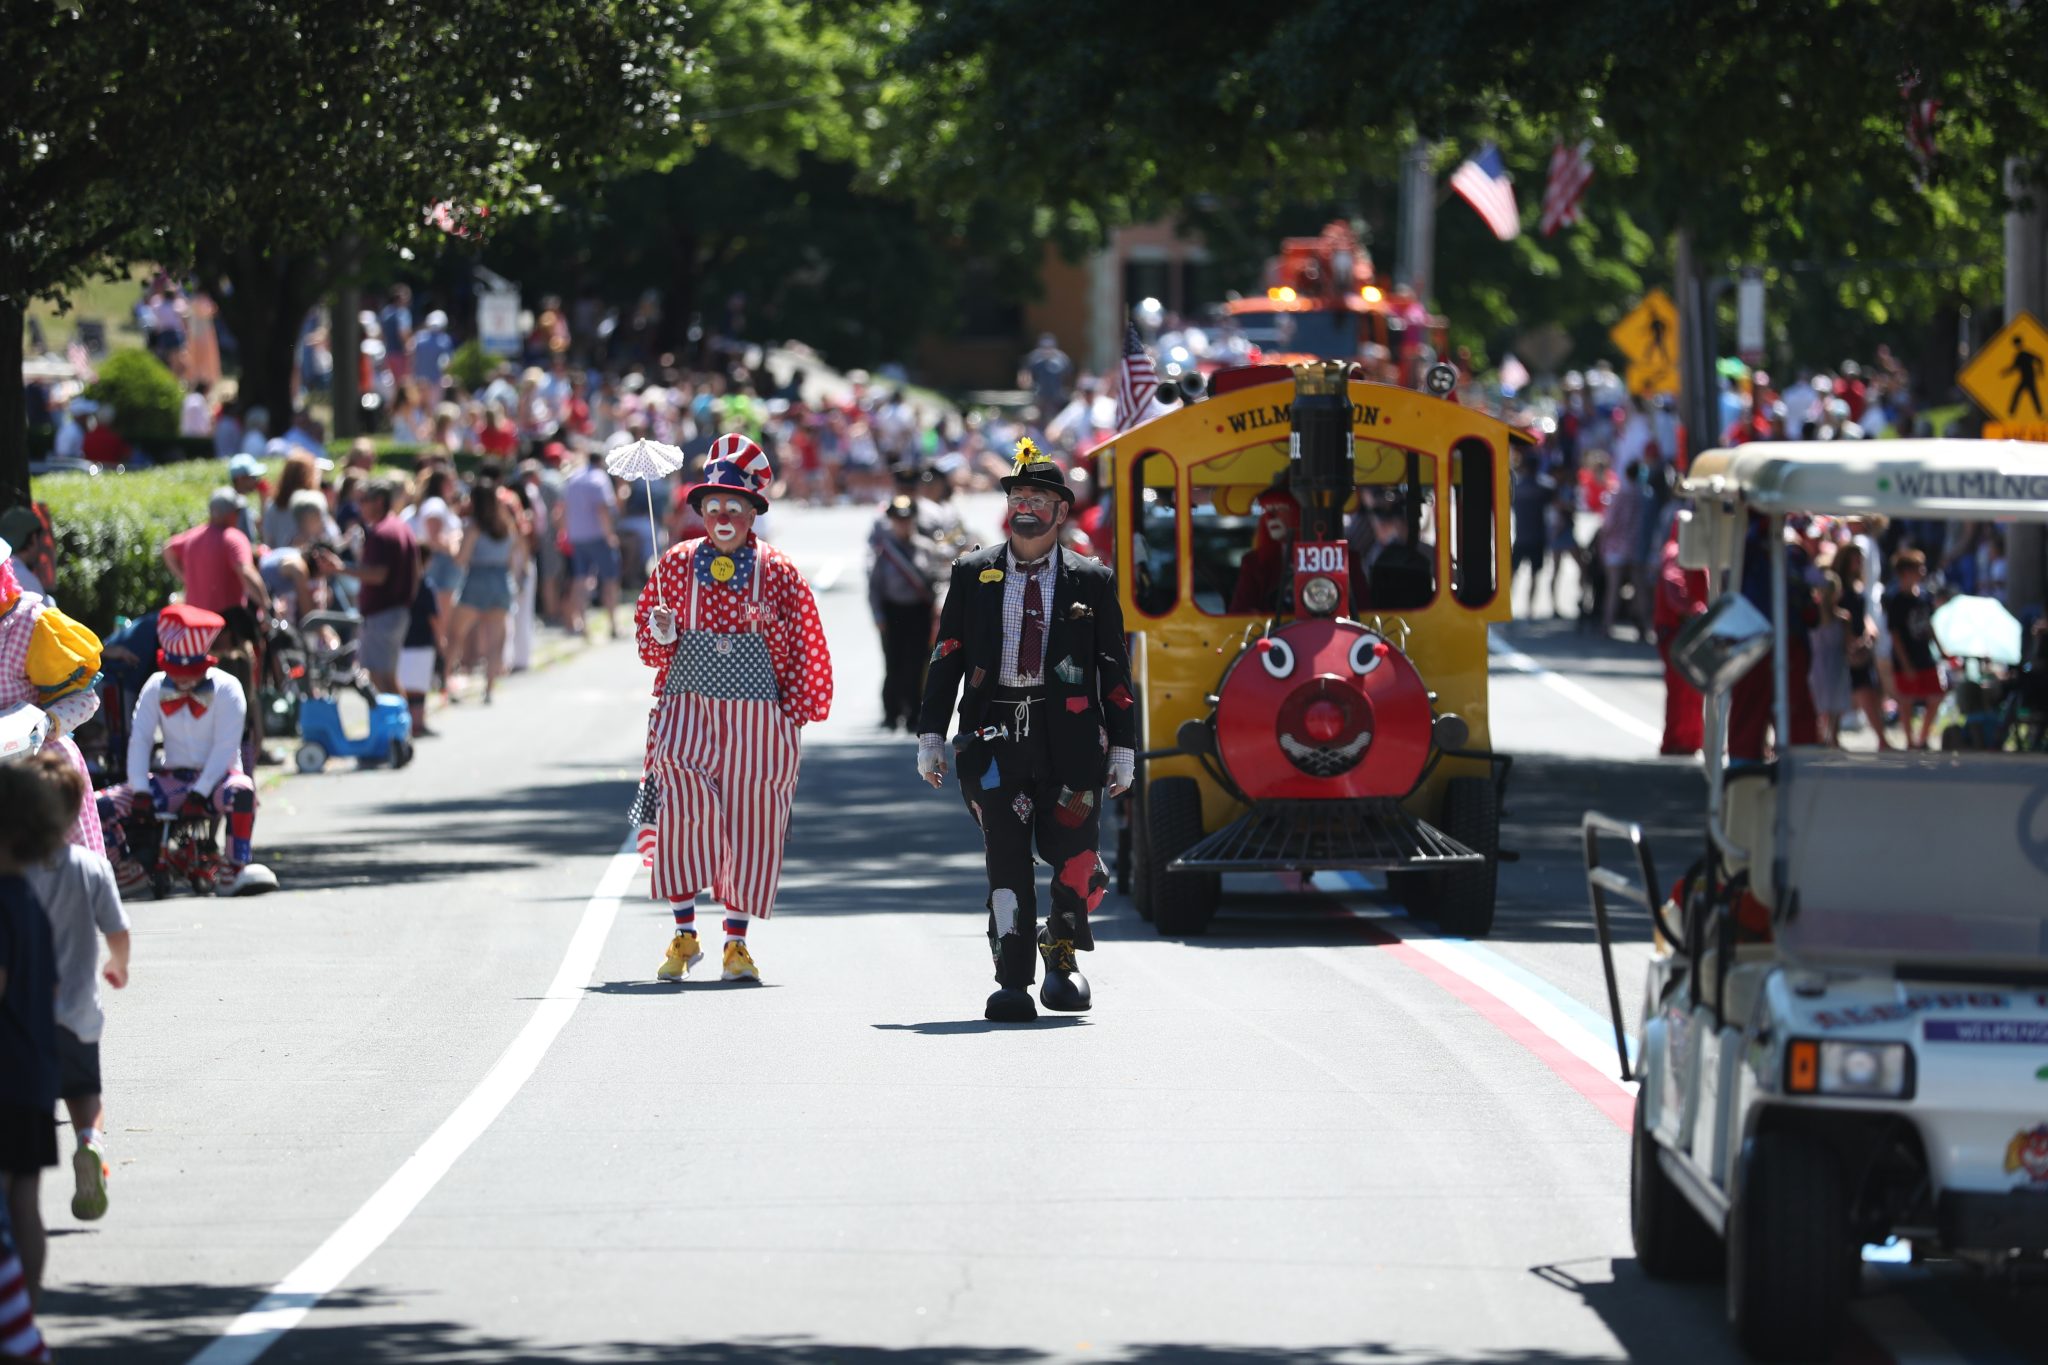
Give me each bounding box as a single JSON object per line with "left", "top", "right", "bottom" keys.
{"left": 916, "top": 439, "right": 1136, "bottom": 1022}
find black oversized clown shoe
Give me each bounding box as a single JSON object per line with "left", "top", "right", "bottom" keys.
{"left": 1037, "top": 926, "right": 1091, "bottom": 1012}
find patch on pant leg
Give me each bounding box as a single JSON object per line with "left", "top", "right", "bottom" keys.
{"left": 1011, "top": 792, "right": 1034, "bottom": 823}
{"left": 991, "top": 886, "right": 1020, "bottom": 938}
{"left": 932, "top": 637, "right": 962, "bottom": 662}
{"left": 1065, "top": 696, "right": 1088, "bottom": 713}
{"left": 1059, "top": 851, "right": 1110, "bottom": 913}
{"left": 980, "top": 757, "right": 1002, "bottom": 790}
{"left": 1053, "top": 655, "right": 1082, "bottom": 684}
{"left": 969, "top": 666, "right": 986, "bottom": 689}
{"left": 1051, "top": 786, "right": 1096, "bottom": 828}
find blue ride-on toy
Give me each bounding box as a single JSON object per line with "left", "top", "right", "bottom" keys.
{"left": 290, "top": 611, "right": 415, "bottom": 772}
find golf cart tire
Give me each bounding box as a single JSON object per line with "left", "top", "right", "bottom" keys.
{"left": 1631, "top": 1094, "right": 1720, "bottom": 1279}
{"left": 1434, "top": 776, "right": 1499, "bottom": 938}
{"left": 1727, "top": 1131, "right": 1855, "bottom": 1362}
{"left": 295, "top": 742, "right": 328, "bottom": 774}
{"left": 1146, "top": 777, "right": 1218, "bottom": 937}
{"left": 391, "top": 738, "right": 415, "bottom": 769}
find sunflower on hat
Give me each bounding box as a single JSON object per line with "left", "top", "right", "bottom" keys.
{"left": 999, "top": 436, "right": 1073, "bottom": 505}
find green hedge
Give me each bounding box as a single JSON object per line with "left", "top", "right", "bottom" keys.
{"left": 86, "top": 348, "right": 183, "bottom": 442}
{"left": 324, "top": 439, "right": 487, "bottom": 475}
{"left": 37, "top": 463, "right": 223, "bottom": 635}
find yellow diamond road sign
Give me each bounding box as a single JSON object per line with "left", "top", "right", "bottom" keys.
{"left": 1959, "top": 311, "right": 2048, "bottom": 425}
{"left": 1610, "top": 289, "right": 1680, "bottom": 397}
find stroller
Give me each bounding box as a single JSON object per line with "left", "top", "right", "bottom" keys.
{"left": 291, "top": 610, "right": 414, "bottom": 772}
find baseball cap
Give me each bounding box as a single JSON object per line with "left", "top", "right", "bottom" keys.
{"left": 425, "top": 309, "right": 449, "bottom": 328}
{"left": 209, "top": 487, "right": 247, "bottom": 515}
{"left": 228, "top": 452, "right": 265, "bottom": 479}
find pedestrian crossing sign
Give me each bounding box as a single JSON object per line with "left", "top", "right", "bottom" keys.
{"left": 1958, "top": 311, "right": 2048, "bottom": 426}
{"left": 1609, "top": 289, "right": 1680, "bottom": 397}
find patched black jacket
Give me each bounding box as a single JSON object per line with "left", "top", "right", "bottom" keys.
{"left": 916, "top": 543, "right": 1136, "bottom": 790}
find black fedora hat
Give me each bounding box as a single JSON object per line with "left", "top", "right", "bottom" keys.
{"left": 998, "top": 437, "right": 1074, "bottom": 505}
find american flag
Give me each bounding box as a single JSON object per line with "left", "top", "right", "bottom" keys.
{"left": 1112, "top": 321, "right": 1158, "bottom": 432}
{"left": 1539, "top": 140, "right": 1594, "bottom": 236}
{"left": 1450, "top": 144, "right": 1521, "bottom": 241}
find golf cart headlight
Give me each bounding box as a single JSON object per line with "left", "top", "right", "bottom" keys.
{"left": 1300, "top": 575, "right": 1340, "bottom": 615}
{"left": 1786, "top": 1039, "right": 1914, "bottom": 1098}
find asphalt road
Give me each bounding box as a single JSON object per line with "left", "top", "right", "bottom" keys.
{"left": 33, "top": 499, "right": 2046, "bottom": 1364}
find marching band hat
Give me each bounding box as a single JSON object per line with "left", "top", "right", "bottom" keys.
{"left": 997, "top": 436, "right": 1074, "bottom": 506}
{"left": 157, "top": 602, "right": 225, "bottom": 679}
{"left": 685, "top": 432, "right": 773, "bottom": 514}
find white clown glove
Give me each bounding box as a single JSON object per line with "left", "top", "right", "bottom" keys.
{"left": 1106, "top": 746, "right": 1134, "bottom": 798}
{"left": 917, "top": 733, "right": 948, "bottom": 787}
{"left": 648, "top": 605, "right": 678, "bottom": 645}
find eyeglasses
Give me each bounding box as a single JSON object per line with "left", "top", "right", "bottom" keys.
{"left": 1007, "top": 492, "right": 1059, "bottom": 510}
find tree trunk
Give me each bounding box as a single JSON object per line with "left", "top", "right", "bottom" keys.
{"left": 332, "top": 278, "right": 361, "bottom": 441}
{"left": 207, "top": 246, "right": 327, "bottom": 434}
{"left": 0, "top": 296, "right": 28, "bottom": 513}
{"left": 662, "top": 225, "right": 702, "bottom": 359}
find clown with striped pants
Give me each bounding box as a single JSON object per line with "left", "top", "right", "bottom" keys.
{"left": 634, "top": 435, "right": 832, "bottom": 982}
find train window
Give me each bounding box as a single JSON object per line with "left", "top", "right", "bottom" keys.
{"left": 1129, "top": 452, "right": 1180, "bottom": 616}
{"left": 1347, "top": 449, "right": 1437, "bottom": 611}
{"left": 1449, "top": 437, "right": 1497, "bottom": 607}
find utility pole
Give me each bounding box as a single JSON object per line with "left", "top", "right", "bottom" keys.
{"left": 2007, "top": 155, "right": 2047, "bottom": 611}
{"left": 1675, "top": 227, "right": 1716, "bottom": 460}
{"left": 1395, "top": 140, "right": 1436, "bottom": 302}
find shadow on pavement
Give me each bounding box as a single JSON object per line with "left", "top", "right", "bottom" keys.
{"left": 583, "top": 980, "right": 782, "bottom": 995}
{"left": 267, "top": 777, "right": 633, "bottom": 892}
{"left": 872, "top": 1017, "right": 1090, "bottom": 1035}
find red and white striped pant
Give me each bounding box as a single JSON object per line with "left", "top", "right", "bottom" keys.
{"left": 645, "top": 693, "right": 800, "bottom": 918}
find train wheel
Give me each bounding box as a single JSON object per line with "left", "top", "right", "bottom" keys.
{"left": 1434, "top": 776, "right": 1499, "bottom": 938}
{"left": 1146, "top": 777, "right": 1218, "bottom": 937}
{"left": 1129, "top": 789, "right": 1156, "bottom": 921}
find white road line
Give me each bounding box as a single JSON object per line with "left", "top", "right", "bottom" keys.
{"left": 1488, "top": 632, "right": 1664, "bottom": 746}
{"left": 189, "top": 843, "right": 643, "bottom": 1365}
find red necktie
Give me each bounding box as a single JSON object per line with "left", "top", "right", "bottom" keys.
{"left": 1017, "top": 558, "right": 1047, "bottom": 677}
{"left": 163, "top": 694, "right": 209, "bottom": 718}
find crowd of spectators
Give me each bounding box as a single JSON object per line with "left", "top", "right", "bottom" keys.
{"left": 1502, "top": 354, "right": 2031, "bottom": 755}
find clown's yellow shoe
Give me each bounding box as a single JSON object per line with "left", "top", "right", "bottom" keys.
{"left": 722, "top": 940, "right": 761, "bottom": 983}
{"left": 657, "top": 931, "right": 703, "bottom": 981}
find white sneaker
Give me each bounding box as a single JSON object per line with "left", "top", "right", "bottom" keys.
{"left": 221, "top": 863, "right": 279, "bottom": 896}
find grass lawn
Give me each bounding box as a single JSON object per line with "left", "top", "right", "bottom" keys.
{"left": 23, "top": 265, "right": 154, "bottom": 353}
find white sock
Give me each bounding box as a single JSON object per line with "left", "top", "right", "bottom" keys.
{"left": 77, "top": 1125, "right": 99, "bottom": 1148}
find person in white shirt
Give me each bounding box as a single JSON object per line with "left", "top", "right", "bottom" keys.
{"left": 107, "top": 603, "right": 274, "bottom": 897}
{"left": 179, "top": 380, "right": 215, "bottom": 438}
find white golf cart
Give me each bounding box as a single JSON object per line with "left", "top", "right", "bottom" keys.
{"left": 1584, "top": 440, "right": 2048, "bottom": 1361}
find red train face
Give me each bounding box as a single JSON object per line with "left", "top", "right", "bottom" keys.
{"left": 1212, "top": 617, "right": 1434, "bottom": 801}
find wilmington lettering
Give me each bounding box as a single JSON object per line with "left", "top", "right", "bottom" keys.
{"left": 1224, "top": 403, "right": 1382, "bottom": 435}
{"left": 1891, "top": 470, "right": 2048, "bottom": 501}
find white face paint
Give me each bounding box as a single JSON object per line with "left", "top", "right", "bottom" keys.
{"left": 701, "top": 494, "right": 756, "bottom": 550}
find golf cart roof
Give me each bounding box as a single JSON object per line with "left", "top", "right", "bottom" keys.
{"left": 1681, "top": 439, "right": 2048, "bottom": 520}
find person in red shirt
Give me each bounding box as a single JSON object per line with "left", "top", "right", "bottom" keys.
{"left": 79, "top": 410, "right": 132, "bottom": 468}
{"left": 476, "top": 404, "right": 520, "bottom": 459}
{"left": 1653, "top": 522, "right": 1710, "bottom": 755}
{"left": 162, "top": 493, "right": 266, "bottom": 617}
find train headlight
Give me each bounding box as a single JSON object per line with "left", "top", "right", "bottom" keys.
{"left": 1300, "top": 575, "right": 1340, "bottom": 616}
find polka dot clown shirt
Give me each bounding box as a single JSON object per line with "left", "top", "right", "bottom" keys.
{"left": 634, "top": 534, "right": 834, "bottom": 725}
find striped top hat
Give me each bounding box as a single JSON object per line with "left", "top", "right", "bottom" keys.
{"left": 686, "top": 433, "right": 773, "bottom": 513}
{"left": 157, "top": 602, "right": 225, "bottom": 677}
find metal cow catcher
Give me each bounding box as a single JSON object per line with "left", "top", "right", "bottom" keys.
{"left": 1106, "top": 360, "right": 1523, "bottom": 936}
